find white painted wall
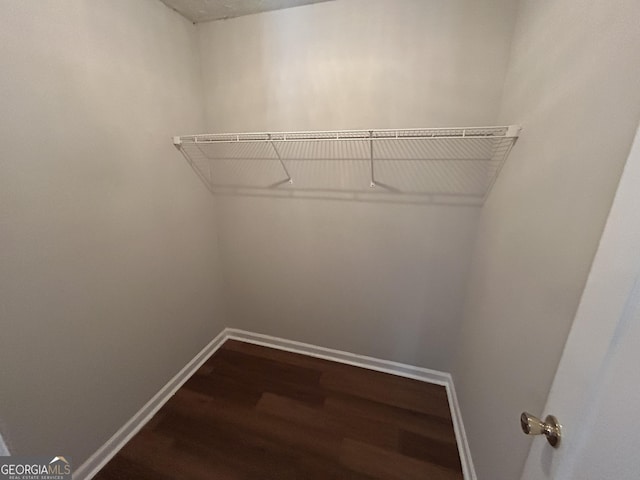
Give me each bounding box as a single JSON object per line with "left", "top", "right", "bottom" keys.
{"left": 215, "top": 197, "right": 481, "bottom": 369}
{"left": 0, "top": 0, "right": 225, "bottom": 465}
{"left": 452, "top": 0, "right": 640, "bottom": 478}
{"left": 197, "top": 0, "right": 518, "bottom": 370}
{"left": 198, "top": 0, "right": 517, "bottom": 132}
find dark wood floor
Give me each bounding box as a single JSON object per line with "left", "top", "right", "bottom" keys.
{"left": 95, "top": 340, "right": 463, "bottom": 480}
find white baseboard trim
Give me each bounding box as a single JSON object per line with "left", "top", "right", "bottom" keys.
{"left": 73, "top": 329, "right": 228, "bottom": 480}
{"left": 76, "top": 327, "right": 476, "bottom": 480}
{"left": 225, "top": 328, "right": 450, "bottom": 385}
{"left": 445, "top": 377, "right": 477, "bottom": 480}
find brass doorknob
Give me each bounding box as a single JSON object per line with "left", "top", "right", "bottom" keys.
{"left": 520, "top": 412, "right": 561, "bottom": 447}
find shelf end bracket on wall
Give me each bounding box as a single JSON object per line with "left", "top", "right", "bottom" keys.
{"left": 482, "top": 124, "right": 522, "bottom": 203}
{"left": 268, "top": 134, "right": 293, "bottom": 187}
{"left": 172, "top": 135, "right": 216, "bottom": 195}
{"left": 505, "top": 125, "right": 522, "bottom": 138}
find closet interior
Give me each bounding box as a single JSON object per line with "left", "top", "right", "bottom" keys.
{"left": 2, "top": 0, "right": 640, "bottom": 479}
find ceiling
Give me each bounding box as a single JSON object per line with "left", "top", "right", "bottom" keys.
{"left": 160, "top": 0, "right": 334, "bottom": 23}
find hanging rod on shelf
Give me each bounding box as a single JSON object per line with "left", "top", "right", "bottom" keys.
{"left": 173, "top": 126, "right": 521, "bottom": 205}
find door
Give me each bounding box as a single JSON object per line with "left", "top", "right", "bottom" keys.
{"left": 520, "top": 124, "right": 640, "bottom": 479}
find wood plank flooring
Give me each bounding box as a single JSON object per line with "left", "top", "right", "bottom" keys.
{"left": 94, "top": 339, "right": 463, "bottom": 480}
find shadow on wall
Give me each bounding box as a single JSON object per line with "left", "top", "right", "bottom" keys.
{"left": 202, "top": 190, "right": 485, "bottom": 207}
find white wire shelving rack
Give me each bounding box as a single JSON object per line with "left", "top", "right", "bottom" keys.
{"left": 173, "top": 126, "right": 521, "bottom": 205}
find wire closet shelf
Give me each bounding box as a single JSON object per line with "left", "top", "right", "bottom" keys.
{"left": 173, "top": 126, "right": 520, "bottom": 205}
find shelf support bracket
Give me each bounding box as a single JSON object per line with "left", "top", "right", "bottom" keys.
{"left": 268, "top": 135, "right": 293, "bottom": 186}
{"left": 369, "top": 130, "right": 376, "bottom": 188}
